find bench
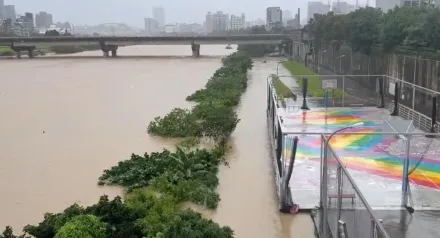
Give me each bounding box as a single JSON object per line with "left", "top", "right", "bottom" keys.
{"left": 328, "top": 194, "right": 355, "bottom": 205}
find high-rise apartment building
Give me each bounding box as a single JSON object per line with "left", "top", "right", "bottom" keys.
{"left": 205, "top": 12, "right": 214, "bottom": 33}
{"left": 331, "top": 1, "right": 356, "bottom": 14}
{"left": 266, "top": 7, "right": 282, "bottom": 30}
{"left": 5, "top": 5, "right": 16, "bottom": 22}
{"left": 376, "top": 0, "right": 440, "bottom": 12}
{"left": 144, "top": 18, "right": 158, "bottom": 36}
{"left": 375, "top": 0, "right": 400, "bottom": 11}
{"left": 16, "top": 12, "right": 34, "bottom": 36}
{"left": 307, "top": 2, "right": 329, "bottom": 21}
{"left": 230, "top": 13, "right": 245, "bottom": 31}
{"left": 153, "top": 6, "right": 165, "bottom": 28}
{"left": 205, "top": 11, "right": 229, "bottom": 33}
{"left": 0, "top": 0, "right": 5, "bottom": 21}
{"left": 283, "top": 10, "right": 293, "bottom": 24}
{"left": 35, "top": 11, "right": 53, "bottom": 28}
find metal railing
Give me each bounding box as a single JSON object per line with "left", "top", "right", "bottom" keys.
{"left": 267, "top": 76, "right": 440, "bottom": 237}
{"left": 275, "top": 73, "right": 440, "bottom": 133}
{"left": 321, "top": 135, "right": 390, "bottom": 238}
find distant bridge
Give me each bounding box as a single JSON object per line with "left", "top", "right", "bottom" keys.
{"left": 0, "top": 34, "right": 290, "bottom": 46}
{"left": 0, "top": 34, "right": 292, "bottom": 58}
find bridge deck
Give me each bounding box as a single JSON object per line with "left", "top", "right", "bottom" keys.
{"left": 0, "top": 35, "right": 289, "bottom": 46}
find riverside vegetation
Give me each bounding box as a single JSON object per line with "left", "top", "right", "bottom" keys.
{"left": 2, "top": 52, "right": 253, "bottom": 238}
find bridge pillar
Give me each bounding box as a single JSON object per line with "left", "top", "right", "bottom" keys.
{"left": 28, "top": 50, "right": 34, "bottom": 58}
{"left": 15, "top": 51, "right": 21, "bottom": 59}
{"left": 191, "top": 43, "right": 200, "bottom": 57}
{"left": 111, "top": 49, "right": 117, "bottom": 57}
{"left": 103, "top": 51, "right": 109, "bottom": 57}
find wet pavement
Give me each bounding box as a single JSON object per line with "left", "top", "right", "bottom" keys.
{"left": 273, "top": 64, "right": 440, "bottom": 237}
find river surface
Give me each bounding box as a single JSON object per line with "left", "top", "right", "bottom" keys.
{"left": 0, "top": 45, "right": 313, "bottom": 237}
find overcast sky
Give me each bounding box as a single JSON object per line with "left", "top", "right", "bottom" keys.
{"left": 8, "top": 0, "right": 372, "bottom": 28}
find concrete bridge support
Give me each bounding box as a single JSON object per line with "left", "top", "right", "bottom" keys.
{"left": 99, "top": 39, "right": 118, "bottom": 58}
{"left": 191, "top": 43, "right": 200, "bottom": 57}
{"left": 10, "top": 45, "right": 36, "bottom": 59}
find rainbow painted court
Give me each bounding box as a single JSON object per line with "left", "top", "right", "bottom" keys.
{"left": 266, "top": 74, "right": 440, "bottom": 238}
{"left": 279, "top": 107, "right": 440, "bottom": 208}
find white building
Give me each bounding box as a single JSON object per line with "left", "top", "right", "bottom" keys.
{"left": 376, "top": 0, "right": 440, "bottom": 12}
{"left": 164, "top": 24, "right": 177, "bottom": 33}
{"left": 283, "top": 10, "right": 293, "bottom": 24}
{"left": 144, "top": 18, "right": 158, "bottom": 36}
{"left": 266, "top": 7, "right": 282, "bottom": 30}
{"left": 205, "top": 11, "right": 229, "bottom": 33}
{"left": 331, "top": 1, "right": 356, "bottom": 14}
{"left": 307, "top": 2, "right": 329, "bottom": 21}
{"left": 153, "top": 6, "right": 165, "bottom": 28}
{"left": 230, "top": 13, "right": 245, "bottom": 31}
{"left": 178, "top": 23, "right": 203, "bottom": 34}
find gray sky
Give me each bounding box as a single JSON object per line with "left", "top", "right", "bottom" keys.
{"left": 8, "top": 0, "right": 371, "bottom": 28}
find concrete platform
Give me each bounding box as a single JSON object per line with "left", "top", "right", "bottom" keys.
{"left": 277, "top": 107, "right": 440, "bottom": 210}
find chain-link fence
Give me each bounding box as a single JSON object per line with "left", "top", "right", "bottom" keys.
{"left": 290, "top": 42, "right": 440, "bottom": 125}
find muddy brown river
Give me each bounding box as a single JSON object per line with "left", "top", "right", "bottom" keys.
{"left": 0, "top": 45, "right": 314, "bottom": 237}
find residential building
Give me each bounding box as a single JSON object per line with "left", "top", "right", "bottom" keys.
{"left": 5, "top": 5, "right": 15, "bottom": 22}
{"left": 0, "top": 0, "right": 5, "bottom": 21}
{"left": 230, "top": 13, "right": 245, "bottom": 31}
{"left": 164, "top": 24, "right": 177, "bottom": 33}
{"left": 283, "top": 10, "right": 293, "bottom": 24}
{"left": 205, "top": 11, "right": 229, "bottom": 33}
{"left": 205, "top": 12, "right": 214, "bottom": 33}
{"left": 307, "top": 2, "right": 329, "bottom": 21}
{"left": 35, "top": 11, "right": 53, "bottom": 28}
{"left": 266, "top": 7, "right": 282, "bottom": 31}
{"left": 376, "top": 0, "right": 440, "bottom": 12}
{"left": 213, "top": 11, "right": 228, "bottom": 32}
{"left": 178, "top": 23, "right": 203, "bottom": 34}
{"left": 401, "top": 0, "right": 440, "bottom": 7}
{"left": 153, "top": 6, "right": 165, "bottom": 28}
{"left": 16, "top": 12, "right": 34, "bottom": 36}
{"left": 287, "top": 9, "right": 301, "bottom": 29}
{"left": 144, "top": 18, "right": 158, "bottom": 36}
{"left": 376, "top": 0, "right": 400, "bottom": 11}
{"left": 331, "top": 1, "right": 356, "bottom": 14}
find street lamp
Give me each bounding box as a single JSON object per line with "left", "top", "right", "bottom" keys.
{"left": 319, "top": 50, "right": 327, "bottom": 74}
{"left": 320, "top": 50, "right": 327, "bottom": 65}
{"left": 321, "top": 121, "right": 364, "bottom": 238}
{"left": 334, "top": 55, "right": 345, "bottom": 74}
{"left": 276, "top": 60, "right": 289, "bottom": 76}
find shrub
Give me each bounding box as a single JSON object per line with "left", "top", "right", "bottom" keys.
{"left": 148, "top": 52, "right": 253, "bottom": 143}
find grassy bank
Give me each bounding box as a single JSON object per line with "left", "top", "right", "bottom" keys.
{"left": 49, "top": 45, "right": 102, "bottom": 54}
{"left": 0, "top": 46, "right": 14, "bottom": 56}
{"left": 282, "top": 61, "right": 344, "bottom": 98}
{"left": 0, "top": 45, "right": 101, "bottom": 56}
{"left": 271, "top": 74, "right": 296, "bottom": 100}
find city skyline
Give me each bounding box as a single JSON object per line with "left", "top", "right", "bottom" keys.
{"left": 4, "top": 0, "right": 372, "bottom": 28}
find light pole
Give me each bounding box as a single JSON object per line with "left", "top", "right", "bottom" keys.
{"left": 276, "top": 60, "right": 289, "bottom": 76}
{"left": 319, "top": 50, "right": 327, "bottom": 74}
{"left": 320, "top": 50, "right": 327, "bottom": 65}
{"left": 334, "top": 55, "right": 345, "bottom": 74}
{"left": 321, "top": 121, "right": 364, "bottom": 238}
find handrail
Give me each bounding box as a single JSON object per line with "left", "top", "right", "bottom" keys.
{"left": 275, "top": 74, "right": 440, "bottom": 96}
{"left": 323, "top": 136, "right": 391, "bottom": 238}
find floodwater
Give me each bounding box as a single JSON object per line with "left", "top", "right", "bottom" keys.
{"left": 0, "top": 45, "right": 313, "bottom": 237}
